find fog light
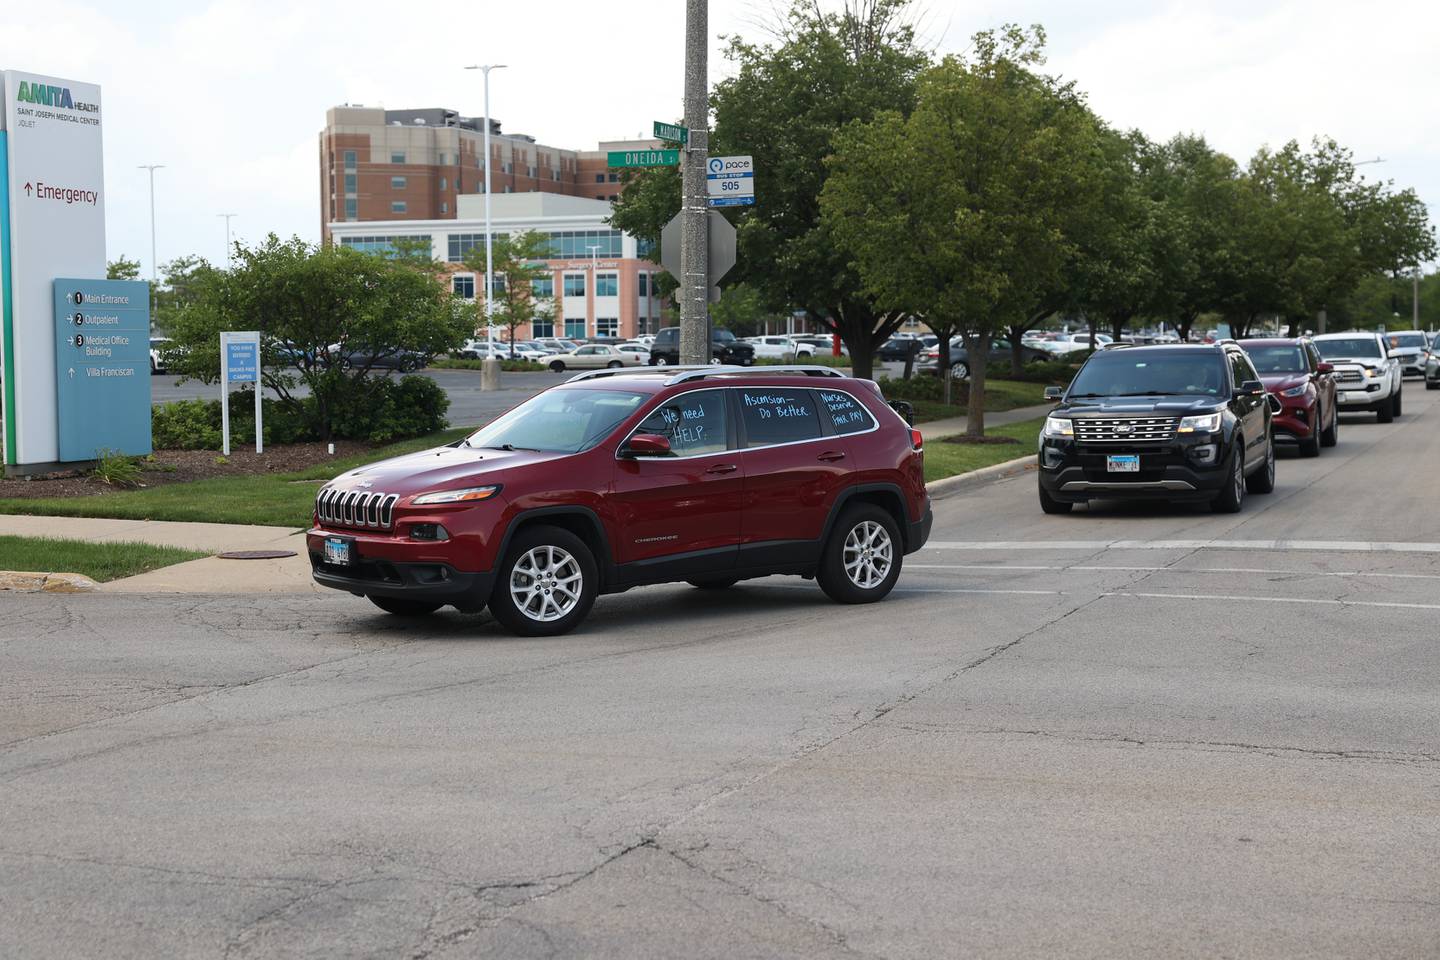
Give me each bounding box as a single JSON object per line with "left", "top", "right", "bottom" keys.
{"left": 1191, "top": 444, "right": 1218, "bottom": 465}
{"left": 409, "top": 523, "right": 450, "bottom": 542}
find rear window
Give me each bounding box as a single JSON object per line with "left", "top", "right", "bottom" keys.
{"left": 738, "top": 388, "right": 822, "bottom": 446}
{"left": 817, "top": 389, "right": 875, "bottom": 435}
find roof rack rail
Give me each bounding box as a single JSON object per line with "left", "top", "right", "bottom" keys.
{"left": 664, "top": 365, "right": 847, "bottom": 385}
{"left": 564, "top": 366, "right": 710, "bottom": 384}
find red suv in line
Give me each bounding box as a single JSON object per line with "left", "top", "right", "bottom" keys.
{"left": 1238, "top": 338, "right": 1338, "bottom": 457}
{"left": 307, "top": 366, "right": 932, "bottom": 635}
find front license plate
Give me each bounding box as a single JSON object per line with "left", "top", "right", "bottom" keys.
{"left": 1106, "top": 454, "right": 1140, "bottom": 473}
{"left": 324, "top": 537, "right": 352, "bottom": 565}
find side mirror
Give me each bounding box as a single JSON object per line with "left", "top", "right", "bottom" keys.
{"left": 1266, "top": 395, "right": 1282, "bottom": 415}
{"left": 1316, "top": 362, "right": 1334, "bottom": 374}
{"left": 1043, "top": 386, "right": 1063, "bottom": 401}
{"left": 1237, "top": 379, "right": 1266, "bottom": 398}
{"left": 622, "top": 433, "right": 672, "bottom": 457}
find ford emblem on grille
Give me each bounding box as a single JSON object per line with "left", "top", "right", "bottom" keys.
{"left": 1114, "top": 424, "right": 1133, "bottom": 434}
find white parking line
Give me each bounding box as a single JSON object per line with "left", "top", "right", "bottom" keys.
{"left": 1103, "top": 591, "right": 1440, "bottom": 612}
{"left": 924, "top": 540, "right": 1440, "bottom": 554}
{"left": 908, "top": 564, "right": 1440, "bottom": 581}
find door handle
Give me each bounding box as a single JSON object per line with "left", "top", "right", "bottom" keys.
{"left": 705, "top": 463, "right": 738, "bottom": 475}
{"left": 817, "top": 451, "right": 846, "bottom": 462}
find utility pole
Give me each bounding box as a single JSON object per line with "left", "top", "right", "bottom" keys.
{"left": 1414, "top": 268, "right": 1421, "bottom": 328}
{"left": 465, "top": 63, "right": 507, "bottom": 389}
{"left": 138, "top": 164, "right": 164, "bottom": 311}
{"left": 217, "top": 213, "right": 238, "bottom": 269}
{"left": 679, "top": 0, "right": 709, "bottom": 365}
{"left": 587, "top": 244, "right": 602, "bottom": 339}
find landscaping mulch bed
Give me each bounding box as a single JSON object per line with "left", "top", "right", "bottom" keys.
{"left": 939, "top": 434, "right": 1022, "bottom": 445}
{"left": 0, "top": 441, "right": 371, "bottom": 500}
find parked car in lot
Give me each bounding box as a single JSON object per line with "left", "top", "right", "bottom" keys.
{"left": 532, "top": 338, "right": 581, "bottom": 355}
{"left": 458, "top": 339, "right": 547, "bottom": 362}
{"left": 648, "top": 326, "right": 757, "bottom": 367}
{"left": 877, "top": 337, "right": 926, "bottom": 362}
{"left": 1385, "top": 330, "right": 1430, "bottom": 378}
{"left": 793, "top": 335, "right": 848, "bottom": 357}
{"left": 745, "top": 335, "right": 814, "bottom": 359}
{"left": 918, "top": 338, "right": 1051, "bottom": 379}
{"left": 149, "top": 336, "right": 174, "bottom": 374}
{"left": 1037, "top": 343, "right": 1279, "bottom": 514}
{"left": 544, "top": 344, "right": 643, "bottom": 372}
{"left": 338, "top": 348, "right": 430, "bottom": 372}
{"left": 1311, "top": 332, "right": 1403, "bottom": 422}
{"left": 1427, "top": 346, "right": 1440, "bottom": 391}
{"left": 615, "top": 341, "right": 652, "bottom": 362}
{"left": 1238, "top": 338, "right": 1338, "bottom": 456}
{"left": 308, "top": 366, "right": 931, "bottom": 635}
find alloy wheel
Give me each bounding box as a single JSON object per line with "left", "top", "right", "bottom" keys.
{"left": 843, "top": 521, "right": 894, "bottom": 590}
{"left": 509, "top": 546, "right": 583, "bottom": 622}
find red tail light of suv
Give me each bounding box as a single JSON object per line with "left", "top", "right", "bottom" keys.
{"left": 307, "top": 366, "right": 932, "bottom": 635}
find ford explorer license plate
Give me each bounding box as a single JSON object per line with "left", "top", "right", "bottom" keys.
{"left": 324, "top": 537, "right": 352, "bottom": 565}
{"left": 1106, "top": 454, "right": 1140, "bottom": 473}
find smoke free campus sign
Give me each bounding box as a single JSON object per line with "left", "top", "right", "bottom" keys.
{"left": 0, "top": 70, "right": 107, "bottom": 469}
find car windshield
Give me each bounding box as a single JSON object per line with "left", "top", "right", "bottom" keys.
{"left": 1067, "top": 351, "right": 1228, "bottom": 397}
{"left": 713, "top": 330, "right": 736, "bottom": 343}
{"left": 463, "top": 388, "right": 647, "bottom": 454}
{"left": 1392, "top": 334, "right": 1427, "bottom": 348}
{"left": 1243, "top": 344, "right": 1306, "bottom": 373}
{"left": 1315, "top": 337, "right": 1381, "bottom": 360}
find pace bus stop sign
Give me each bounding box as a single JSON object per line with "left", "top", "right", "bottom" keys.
{"left": 52, "top": 279, "right": 152, "bottom": 462}
{"left": 660, "top": 211, "right": 737, "bottom": 298}
{"left": 706, "top": 155, "right": 755, "bottom": 208}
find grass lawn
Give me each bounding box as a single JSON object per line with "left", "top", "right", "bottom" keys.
{"left": 898, "top": 379, "right": 1055, "bottom": 424}
{"left": 0, "top": 428, "right": 471, "bottom": 529}
{"left": 923, "top": 417, "right": 1043, "bottom": 484}
{"left": 0, "top": 535, "right": 207, "bottom": 582}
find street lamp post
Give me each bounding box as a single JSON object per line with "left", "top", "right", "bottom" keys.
{"left": 465, "top": 63, "right": 507, "bottom": 390}
{"left": 217, "top": 213, "right": 238, "bottom": 269}
{"left": 587, "top": 243, "right": 601, "bottom": 339}
{"left": 138, "top": 164, "right": 164, "bottom": 309}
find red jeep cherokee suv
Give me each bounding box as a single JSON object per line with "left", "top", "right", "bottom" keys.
{"left": 307, "top": 366, "right": 931, "bottom": 635}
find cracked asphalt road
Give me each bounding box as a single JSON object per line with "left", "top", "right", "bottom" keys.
{"left": 3, "top": 390, "right": 1439, "bottom": 958}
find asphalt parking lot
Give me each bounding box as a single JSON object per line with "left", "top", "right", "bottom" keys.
{"left": 5, "top": 386, "right": 1439, "bottom": 958}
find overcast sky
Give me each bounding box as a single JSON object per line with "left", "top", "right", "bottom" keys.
{"left": 4, "top": 0, "right": 1435, "bottom": 275}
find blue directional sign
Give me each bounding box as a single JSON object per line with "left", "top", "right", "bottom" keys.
{"left": 52, "top": 278, "right": 152, "bottom": 461}
{"left": 226, "top": 338, "right": 258, "bottom": 383}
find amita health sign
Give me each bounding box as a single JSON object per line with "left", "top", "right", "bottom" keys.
{"left": 0, "top": 70, "right": 115, "bottom": 473}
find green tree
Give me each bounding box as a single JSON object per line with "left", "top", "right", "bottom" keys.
{"left": 106, "top": 256, "right": 141, "bottom": 281}
{"left": 822, "top": 25, "right": 1102, "bottom": 434}
{"left": 462, "top": 231, "right": 555, "bottom": 353}
{"left": 153, "top": 255, "right": 220, "bottom": 334}
{"left": 611, "top": 0, "right": 928, "bottom": 377}
{"left": 166, "top": 235, "right": 466, "bottom": 441}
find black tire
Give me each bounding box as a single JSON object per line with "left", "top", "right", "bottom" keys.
{"left": 1393, "top": 388, "right": 1402, "bottom": 417}
{"left": 1426, "top": 381, "right": 1439, "bottom": 390}
{"left": 654, "top": 355, "right": 670, "bottom": 367}
{"left": 687, "top": 577, "right": 740, "bottom": 590}
{"left": 1377, "top": 397, "right": 1394, "bottom": 423}
{"left": 1246, "top": 433, "right": 1276, "bottom": 494}
{"left": 369, "top": 596, "right": 442, "bottom": 616}
{"left": 1320, "top": 403, "right": 1338, "bottom": 447}
{"left": 487, "top": 524, "right": 598, "bottom": 637}
{"left": 1299, "top": 409, "right": 1321, "bottom": 457}
{"left": 549, "top": 360, "right": 566, "bottom": 372}
{"left": 816, "top": 504, "right": 903, "bottom": 604}
{"left": 606, "top": 360, "right": 622, "bottom": 368}
{"left": 1039, "top": 482, "right": 1073, "bottom": 514}
{"left": 1211, "top": 444, "right": 1246, "bottom": 513}
{"left": 951, "top": 361, "right": 970, "bottom": 380}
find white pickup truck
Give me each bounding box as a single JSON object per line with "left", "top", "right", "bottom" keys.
{"left": 1312, "top": 332, "right": 1403, "bottom": 423}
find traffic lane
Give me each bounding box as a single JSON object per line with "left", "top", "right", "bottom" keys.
{"left": 0, "top": 586, "right": 1077, "bottom": 959}
{"left": 930, "top": 384, "right": 1440, "bottom": 546}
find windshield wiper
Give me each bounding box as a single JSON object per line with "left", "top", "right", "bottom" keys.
{"left": 473, "top": 443, "right": 541, "bottom": 452}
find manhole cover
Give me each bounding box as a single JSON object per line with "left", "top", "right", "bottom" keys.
{"left": 217, "top": 550, "right": 298, "bottom": 560}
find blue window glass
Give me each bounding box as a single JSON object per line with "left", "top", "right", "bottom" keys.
{"left": 564, "top": 317, "right": 587, "bottom": 338}
{"left": 452, "top": 275, "right": 475, "bottom": 299}
{"left": 344, "top": 198, "right": 357, "bottom": 220}
{"left": 532, "top": 318, "right": 555, "bottom": 338}
{"left": 563, "top": 274, "right": 586, "bottom": 297}
{"left": 343, "top": 150, "right": 357, "bottom": 169}
{"left": 532, "top": 276, "right": 554, "bottom": 298}
{"left": 343, "top": 173, "right": 356, "bottom": 193}
{"left": 596, "top": 273, "right": 618, "bottom": 297}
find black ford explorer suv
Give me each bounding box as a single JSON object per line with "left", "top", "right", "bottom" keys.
{"left": 1038, "top": 343, "right": 1279, "bottom": 514}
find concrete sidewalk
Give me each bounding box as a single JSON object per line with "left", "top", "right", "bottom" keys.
{"left": 0, "top": 515, "right": 319, "bottom": 595}
{"left": 918, "top": 401, "right": 1052, "bottom": 440}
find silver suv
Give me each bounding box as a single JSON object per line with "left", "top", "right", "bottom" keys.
{"left": 1312, "top": 332, "right": 1403, "bottom": 422}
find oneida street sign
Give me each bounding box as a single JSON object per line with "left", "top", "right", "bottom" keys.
{"left": 607, "top": 149, "right": 679, "bottom": 168}
{"left": 653, "top": 121, "right": 687, "bottom": 143}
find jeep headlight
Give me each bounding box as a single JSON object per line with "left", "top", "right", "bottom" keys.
{"left": 1042, "top": 415, "right": 1074, "bottom": 438}
{"left": 1177, "top": 412, "right": 1222, "bottom": 434}
{"left": 411, "top": 485, "right": 502, "bottom": 506}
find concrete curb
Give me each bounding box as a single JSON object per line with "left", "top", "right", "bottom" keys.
{"left": 0, "top": 571, "right": 99, "bottom": 593}
{"left": 926, "top": 454, "right": 1037, "bottom": 500}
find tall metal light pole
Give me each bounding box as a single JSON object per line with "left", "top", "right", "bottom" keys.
{"left": 465, "top": 63, "right": 507, "bottom": 389}
{"left": 217, "top": 213, "right": 238, "bottom": 269}
{"left": 138, "top": 164, "right": 164, "bottom": 309}
{"left": 679, "top": 0, "right": 709, "bottom": 365}
{"left": 587, "top": 243, "right": 601, "bottom": 338}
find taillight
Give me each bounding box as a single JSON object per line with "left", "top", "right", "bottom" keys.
{"left": 910, "top": 429, "right": 924, "bottom": 451}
